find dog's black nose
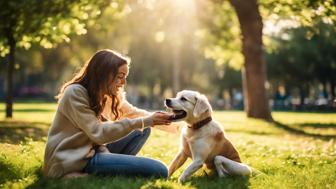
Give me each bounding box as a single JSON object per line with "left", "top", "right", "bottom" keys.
{"left": 165, "top": 99, "right": 171, "bottom": 106}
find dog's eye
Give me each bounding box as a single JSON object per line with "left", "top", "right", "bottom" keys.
{"left": 180, "top": 97, "right": 187, "bottom": 101}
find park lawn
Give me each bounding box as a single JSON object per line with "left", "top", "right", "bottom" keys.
{"left": 0, "top": 102, "right": 335, "bottom": 189}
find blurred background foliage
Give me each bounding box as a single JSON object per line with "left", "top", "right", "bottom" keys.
{"left": 0, "top": 0, "right": 335, "bottom": 111}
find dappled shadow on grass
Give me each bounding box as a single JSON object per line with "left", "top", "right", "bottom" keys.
{"left": 0, "top": 162, "right": 42, "bottom": 186}
{"left": 0, "top": 109, "right": 55, "bottom": 113}
{"left": 298, "top": 123, "right": 336, "bottom": 129}
{"left": 187, "top": 174, "right": 249, "bottom": 189}
{"left": 0, "top": 161, "right": 20, "bottom": 185}
{"left": 0, "top": 121, "right": 49, "bottom": 144}
{"left": 273, "top": 121, "right": 336, "bottom": 141}
{"left": 26, "top": 175, "right": 163, "bottom": 189}
{"left": 25, "top": 174, "right": 249, "bottom": 189}
{"left": 226, "top": 128, "right": 280, "bottom": 136}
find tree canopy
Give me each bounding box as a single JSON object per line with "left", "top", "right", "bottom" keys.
{"left": 266, "top": 21, "right": 336, "bottom": 103}
{"left": 0, "top": 0, "right": 123, "bottom": 117}
{"left": 1, "top": 0, "right": 335, "bottom": 118}
{"left": 0, "top": 0, "right": 115, "bottom": 55}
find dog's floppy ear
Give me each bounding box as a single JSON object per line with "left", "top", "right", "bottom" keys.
{"left": 193, "top": 94, "right": 211, "bottom": 117}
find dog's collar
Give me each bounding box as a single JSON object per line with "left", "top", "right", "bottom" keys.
{"left": 188, "top": 117, "right": 212, "bottom": 130}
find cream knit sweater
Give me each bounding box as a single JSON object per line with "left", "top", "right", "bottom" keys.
{"left": 43, "top": 84, "right": 180, "bottom": 178}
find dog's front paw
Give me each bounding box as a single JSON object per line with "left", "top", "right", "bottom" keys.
{"left": 178, "top": 176, "right": 187, "bottom": 183}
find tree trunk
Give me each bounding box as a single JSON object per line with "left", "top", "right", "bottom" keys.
{"left": 229, "top": 0, "right": 272, "bottom": 121}
{"left": 6, "top": 33, "right": 15, "bottom": 118}
{"left": 330, "top": 80, "right": 335, "bottom": 103}
{"left": 241, "top": 67, "right": 248, "bottom": 112}
{"left": 299, "top": 86, "right": 307, "bottom": 110}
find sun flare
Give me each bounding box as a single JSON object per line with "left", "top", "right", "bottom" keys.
{"left": 171, "top": 0, "right": 195, "bottom": 11}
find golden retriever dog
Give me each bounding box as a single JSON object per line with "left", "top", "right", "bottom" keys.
{"left": 165, "top": 90, "right": 252, "bottom": 182}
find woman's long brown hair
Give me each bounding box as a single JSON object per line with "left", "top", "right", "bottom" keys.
{"left": 56, "top": 49, "right": 130, "bottom": 120}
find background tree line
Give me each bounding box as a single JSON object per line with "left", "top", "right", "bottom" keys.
{"left": 1, "top": 0, "right": 335, "bottom": 119}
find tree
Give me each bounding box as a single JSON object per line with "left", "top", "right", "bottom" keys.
{"left": 199, "top": 0, "right": 272, "bottom": 120}
{"left": 0, "top": 0, "right": 113, "bottom": 118}
{"left": 196, "top": 0, "right": 272, "bottom": 120}
{"left": 2, "top": 1, "right": 217, "bottom": 110}
{"left": 199, "top": 0, "right": 336, "bottom": 121}
{"left": 228, "top": 0, "right": 272, "bottom": 120}
{"left": 266, "top": 22, "right": 336, "bottom": 106}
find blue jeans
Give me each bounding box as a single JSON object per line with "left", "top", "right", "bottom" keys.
{"left": 83, "top": 128, "right": 168, "bottom": 178}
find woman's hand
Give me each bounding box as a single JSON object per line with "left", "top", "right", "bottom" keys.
{"left": 151, "top": 111, "right": 173, "bottom": 126}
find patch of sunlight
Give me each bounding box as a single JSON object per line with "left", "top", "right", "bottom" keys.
{"left": 155, "top": 31, "right": 165, "bottom": 43}
{"left": 171, "top": 0, "right": 195, "bottom": 11}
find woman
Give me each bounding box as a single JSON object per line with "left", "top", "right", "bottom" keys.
{"left": 43, "top": 49, "right": 180, "bottom": 179}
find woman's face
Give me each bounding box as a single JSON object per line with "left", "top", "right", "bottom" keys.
{"left": 110, "top": 64, "right": 129, "bottom": 95}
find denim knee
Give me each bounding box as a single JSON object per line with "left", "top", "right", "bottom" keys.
{"left": 159, "top": 165, "right": 168, "bottom": 178}
{"left": 153, "top": 161, "right": 168, "bottom": 178}
{"left": 132, "top": 127, "right": 151, "bottom": 136}
{"left": 133, "top": 127, "right": 151, "bottom": 140}
{"left": 142, "top": 127, "right": 151, "bottom": 138}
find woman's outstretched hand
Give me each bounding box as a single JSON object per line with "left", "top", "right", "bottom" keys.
{"left": 151, "top": 111, "right": 173, "bottom": 125}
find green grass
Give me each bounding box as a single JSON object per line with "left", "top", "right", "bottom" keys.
{"left": 0, "top": 103, "right": 336, "bottom": 189}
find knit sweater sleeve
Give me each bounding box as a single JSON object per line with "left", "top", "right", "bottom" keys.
{"left": 120, "top": 98, "right": 184, "bottom": 134}
{"left": 59, "top": 85, "right": 152, "bottom": 145}
{"left": 121, "top": 99, "right": 152, "bottom": 118}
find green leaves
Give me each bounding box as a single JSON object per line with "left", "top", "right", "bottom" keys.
{"left": 198, "top": 0, "right": 243, "bottom": 69}
{"left": 266, "top": 21, "right": 336, "bottom": 86}
{"left": 0, "top": 0, "right": 113, "bottom": 56}
{"left": 201, "top": 0, "right": 336, "bottom": 70}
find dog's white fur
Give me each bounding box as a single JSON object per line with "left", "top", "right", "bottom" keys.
{"left": 165, "top": 90, "right": 252, "bottom": 182}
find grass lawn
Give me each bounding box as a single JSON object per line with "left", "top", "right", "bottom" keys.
{"left": 0, "top": 102, "right": 335, "bottom": 189}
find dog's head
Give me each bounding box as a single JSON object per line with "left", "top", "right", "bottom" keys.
{"left": 165, "top": 90, "right": 212, "bottom": 124}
